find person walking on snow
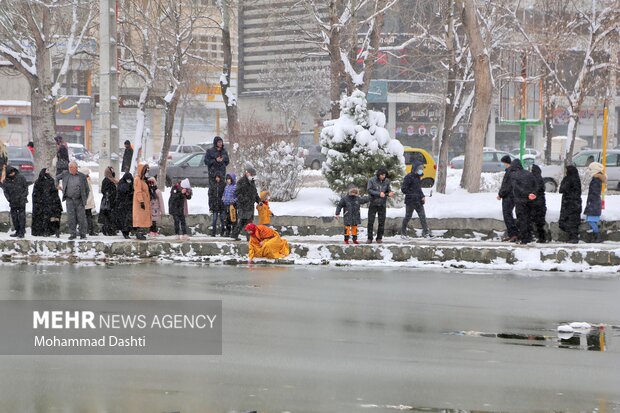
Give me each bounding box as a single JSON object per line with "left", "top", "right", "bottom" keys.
{"left": 1, "top": 166, "right": 28, "bottom": 238}
{"left": 559, "top": 165, "right": 582, "bottom": 244}
{"left": 148, "top": 177, "right": 165, "bottom": 237}
{"left": 366, "top": 167, "right": 394, "bottom": 243}
{"left": 584, "top": 162, "right": 606, "bottom": 243}
{"left": 509, "top": 159, "right": 537, "bottom": 245}
{"left": 208, "top": 172, "right": 226, "bottom": 236}
{"left": 530, "top": 165, "right": 548, "bottom": 243}
{"left": 401, "top": 161, "right": 430, "bottom": 238}
{"left": 205, "top": 136, "right": 229, "bottom": 186}
{"left": 335, "top": 184, "right": 369, "bottom": 244}
{"left": 497, "top": 155, "right": 518, "bottom": 242}
{"left": 132, "top": 163, "right": 152, "bottom": 240}
{"left": 257, "top": 191, "right": 275, "bottom": 226}
{"left": 222, "top": 173, "right": 237, "bottom": 237}
{"left": 231, "top": 166, "right": 261, "bottom": 241}
{"left": 168, "top": 178, "right": 192, "bottom": 240}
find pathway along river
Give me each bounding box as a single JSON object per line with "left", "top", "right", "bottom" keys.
{"left": 0, "top": 263, "right": 618, "bottom": 412}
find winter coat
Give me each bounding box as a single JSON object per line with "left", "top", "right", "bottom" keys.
{"left": 31, "top": 168, "right": 62, "bottom": 236}
{"left": 100, "top": 167, "right": 118, "bottom": 213}
{"left": 367, "top": 170, "right": 392, "bottom": 207}
{"left": 235, "top": 175, "right": 261, "bottom": 219}
{"left": 559, "top": 165, "right": 582, "bottom": 232}
{"left": 204, "top": 136, "right": 230, "bottom": 180}
{"left": 168, "top": 183, "right": 192, "bottom": 217}
{"left": 257, "top": 191, "right": 273, "bottom": 225}
{"left": 121, "top": 145, "right": 134, "bottom": 173}
{"left": 0, "top": 167, "right": 28, "bottom": 208}
{"left": 509, "top": 159, "right": 536, "bottom": 204}
{"left": 402, "top": 162, "right": 425, "bottom": 206}
{"left": 208, "top": 175, "right": 226, "bottom": 213}
{"left": 149, "top": 185, "right": 165, "bottom": 222}
{"left": 222, "top": 173, "right": 237, "bottom": 205}
{"left": 248, "top": 225, "right": 290, "bottom": 260}
{"left": 115, "top": 173, "right": 134, "bottom": 231}
{"left": 584, "top": 172, "right": 605, "bottom": 217}
{"left": 55, "top": 170, "right": 89, "bottom": 206}
{"left": 498, "top": 165, "right": 513, "bottom": 199}
{"left": 132, "top": 164, "right": 152, "bottom": 228}
{"left": 336, "top": 194, "right": 370, "bottom": 226}
{"left": 56, "top": 143, "right": 70, "bottom": 173}
{"left": 531, "top": 164, "right": 547, "bottom": 215}
{"left": 85, "top": 178, "right": 95, "bottom": 210}
{"left": 0, "top": 143, "right": 7, "bottom": 174}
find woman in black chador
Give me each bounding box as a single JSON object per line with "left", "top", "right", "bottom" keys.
{"left": 99, "top": 166, "right": 118, "bottom": 235}
{"left": 31, "top": 168, "right": 63, "bottom": 237}
{"left": 115, "top": 172, "right": 134, "bottom": 239}
{"left": 559, "top": 165, "right": 583, "bottom": 243}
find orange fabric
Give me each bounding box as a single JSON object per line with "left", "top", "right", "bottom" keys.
{"left": 344, "top": 226, "right": 358, "bottom": 236}
{"left": 248, "top": 225, "right": 289, "bottom": 260}
{"left": 257, "top": 200, "right": 273, "bottom": 225}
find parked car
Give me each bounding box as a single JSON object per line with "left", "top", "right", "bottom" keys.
{"left": 449, "top": 150, "right": 516, "bottom": 173}
{"left": 304, "top": 145, "right": 327, "bottom": 170}
{"left": 68, "top": 143, "right": 92, "bottom": 161}
{"left": 7, "top": 146, "right": 35, "bottom": 184}
{"left": 540, "top": 149, "right": 620, "bottom": 192}
{"left": 403, "top": 147, "right": 436, "bottom": 188}
{"left": 149, "top": 152, "right": 210, "bottom": 187}
{"left": 510, "top": 147, "right": 541, "bottom": 159}
{"left": 167, "top": 144, "right": 205, "bottom": 163}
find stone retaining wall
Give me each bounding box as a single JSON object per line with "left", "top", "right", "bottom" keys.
{"left": 2, "top": 212, "right": 619, "bottom": 242}
{"left": 1, "top": 238, "right": 619, "bottom": 271}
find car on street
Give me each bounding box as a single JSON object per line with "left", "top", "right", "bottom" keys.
{"left": 404, "top": 147, "right": 436, "bottom": 188}
{"left": 167, "top": 144, "right": 205, "bottom": 163}
{"left": 304, "top": 145, "right": 327, "bottom": 170}
{"left": 68, "top": 143, "right": 92, "bottom": 161}
{"left": 510, "top": 147, "right": 542, "bottom": 159}
{"left": 7, "top": 146, "right": 35, "bottom": 184}
{"left": 540, "top": 149, "right": 620, "bottom": 192}
{"left": 149, "top": 152, "right": 210, "bottom": 187}
{"left": 449, "top": 150, "right": 516, "bottom": 173}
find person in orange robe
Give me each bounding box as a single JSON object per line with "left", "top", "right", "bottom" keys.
{"left": 244, "top": 223, "right": 290, "bottom": 262}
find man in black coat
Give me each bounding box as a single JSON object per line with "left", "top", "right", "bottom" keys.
{"left": 401, "top": 161, "right": 430, "bottom": 238}
{"left": 231, "top": 166, "right": 261, "bottom": 241}
{"left": 497, "top": 155, "right": 518, "bottom": 242}
{"left": 204, "top": 136, "right": 229, "bottom": 186}
{"left": 121, "top": 140, "right": 134, "bottom": 173}
{"left": 510, "top": 159, "right": 537, "bottom": 244}
{"left": 1, "top": 166, "right": 29, "bottom": 238}
{"left": 208, "top": 172, "right": 227, "bottom": 236}
{"left": 366, "top": 167, "right": 395, "bottom": 243}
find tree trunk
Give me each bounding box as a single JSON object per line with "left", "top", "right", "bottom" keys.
{"left": 360, "top": 0, "right": 387, "bottom": 96}
{"left": 157, "top": 91, "right": 180, "bottom": 189}
{"left": 328, "top": 0, "right": 345, "bottom": 119}
{"left": 457, "top": 0, "right": 493, "bottom": 193}
{"left": 220, "top": 0, "right": 239, "bottom": 141}
{"left": 30, "top": 84, "right": 57, "bottom": 175}
{"left": 131, "top": 86, "right": 150, "bottom": 175}
{"left": 543, "top": 95, "right": 554, "bottom": 165}
{"left": 436, "top": 0, "right": 456, "bottom": 194}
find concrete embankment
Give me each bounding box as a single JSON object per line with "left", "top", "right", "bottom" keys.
{"left": 2, "top": 212, "right": 620, "bottom": 242}
{"left": 1, "top": 236, "right": 619, "bottom": 272}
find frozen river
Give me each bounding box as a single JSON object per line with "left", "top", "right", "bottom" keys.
{"left": 0, "top": 263, "right": 618, "bottom": 412}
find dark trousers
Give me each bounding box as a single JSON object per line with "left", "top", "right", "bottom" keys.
{"left": 231, "top": 216, "right": 252, "bottom": 240}
{"left": 531, "top": 204, "right": 547, "bottom": 242}
{"left": 66, "top": 198, "right": 88, "bottom": 237}
{"left": 515, "top": 201, "right": 534, "bottom": 243}
{"left": 150, "top": 221, "right": 158, "bottom": 233}
{"left": 172, "top": 214, "right": 187, "bottom": 235}
{"left": 10, "top": 206, "right": 26, "bottom": 236}
{"left": 502, "top": 197, "right": 518, "bottom": 237}
{"left": 211, "top": 210, "right": 226, "bottom": 235}
{"left": 85, "top": 209, "right": 97, "bottom": 235}
{"left": 401, "top": 203, "right": 429, "bottom": 236}
{"left": 224, "top": 205, "right": 236, "bottom": 235}
{"left": 367, "top": 204, "right": 387, "bottom": 241}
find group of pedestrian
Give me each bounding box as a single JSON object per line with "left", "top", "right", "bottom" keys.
{"left": 498, "top": 155, "right": 605, "bottom": 244}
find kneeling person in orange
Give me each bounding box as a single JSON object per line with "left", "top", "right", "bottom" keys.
{"left": 244, "top": 223, "right": 290, "bottom": 262}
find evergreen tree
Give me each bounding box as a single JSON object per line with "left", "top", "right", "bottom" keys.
{"left": 320, "top": 90, "right": 405, "bottom": 194}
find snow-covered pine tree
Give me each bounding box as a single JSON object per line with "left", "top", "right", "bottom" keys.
{"left": 320, "top": 90, "right": 405, "bottom": 195}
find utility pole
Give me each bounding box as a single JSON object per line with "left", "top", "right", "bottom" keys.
{"left": 99, "top": 0, "right": 119, "bottom": 183}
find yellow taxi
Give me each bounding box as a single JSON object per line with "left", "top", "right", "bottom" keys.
{"left": 403, "top": 147, "right": 436, "bottom": 188}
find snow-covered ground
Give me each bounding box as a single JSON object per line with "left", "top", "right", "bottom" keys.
{"left": 2, "top": 169, "right": 619, "bottom": 222}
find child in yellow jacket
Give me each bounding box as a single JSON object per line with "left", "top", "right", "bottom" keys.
{"left": 257, "top": 190, "right": 274, "bottom": 225}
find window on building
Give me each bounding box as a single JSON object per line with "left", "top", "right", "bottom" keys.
{"left": 7, "top": 117, "right": 22, "bottom": 125}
